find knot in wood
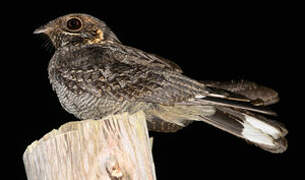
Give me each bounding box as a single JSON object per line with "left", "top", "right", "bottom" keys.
{"left": 106, "top": 158, "right": 123, "bottom": 179}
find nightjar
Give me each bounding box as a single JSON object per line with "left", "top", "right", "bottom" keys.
{"left": 34, "top": 13, "right": 287, "bottom": 153}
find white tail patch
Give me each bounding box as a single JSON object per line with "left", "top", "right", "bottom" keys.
{"left": 241, "top": 114, "right": 282, "bottom": 147}
{"left": 244, "top": 114, "right": 281, "bottom": 138}
{"left": 242, "top": 122, "right": 275, "bottom": 146}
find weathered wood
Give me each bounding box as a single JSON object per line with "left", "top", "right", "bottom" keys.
{"left": 23, "top": 111, "right": 156, "bottom": 180}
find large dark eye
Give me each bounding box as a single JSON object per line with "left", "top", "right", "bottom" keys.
{"left": 66, "top": 18, "right": 82, "bottom": 31}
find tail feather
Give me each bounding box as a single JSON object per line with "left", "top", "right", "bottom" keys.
{"left": 195, "top": 81, "right": 287, "bottom": 153}
{"left": 198, "top": 96, "right": 277, "bottom": 115}
{"left": 146, "top": 80, "right": 288, "bottom": 153}
{"left": 200, "top": 107, "right": 287, "bottom": 153}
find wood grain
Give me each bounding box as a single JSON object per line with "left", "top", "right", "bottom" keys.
{"left": 23, "top": 111, "right": 156, "bottom": 180}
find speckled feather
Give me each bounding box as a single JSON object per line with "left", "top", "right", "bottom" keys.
{"left": 48, "top": 43, "right": 208, "bottom": 123}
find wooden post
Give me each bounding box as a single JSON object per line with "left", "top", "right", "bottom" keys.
{"left": 23, "top": 111, "right": 156, "bottom": 180}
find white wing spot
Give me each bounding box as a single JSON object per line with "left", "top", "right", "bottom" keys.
{"left": 195, "top": 94, "right": 206, "bottom": 99}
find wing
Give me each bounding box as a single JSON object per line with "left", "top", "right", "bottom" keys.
{"left": 202, "top": 80, "right": 279, "bottom": 106}
{"left": 104, "top": 43, "right": 183, "bottom": 73}
{"left": 53, "top": 43, "right": 279, "bottom": 114}
{"left": 53, "top": 43, "right": 206, "bottom": 106}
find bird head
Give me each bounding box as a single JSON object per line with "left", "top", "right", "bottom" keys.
{"left": 34, "top": 13, "right": 120, "bottom": 49}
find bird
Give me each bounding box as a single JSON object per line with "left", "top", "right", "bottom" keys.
{"left": 34, "top": 13, "right": 287, "bottom": 153}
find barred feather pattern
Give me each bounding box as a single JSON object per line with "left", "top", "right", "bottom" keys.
{"left": 48, "top": 44, "right": 207, "bottom": 120}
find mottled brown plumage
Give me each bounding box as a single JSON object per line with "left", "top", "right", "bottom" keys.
{"left": 34, "top": 13, "right": 288, "bottom": 153}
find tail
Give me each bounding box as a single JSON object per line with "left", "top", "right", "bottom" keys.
{"left": 197, "top": 80, "right": 287, "bottom": 153}
{"left": 198, "top": 106, "right": 287, "bottom": 153}
{"left": 147, "top": 80, "right": 288, "bottom": 153}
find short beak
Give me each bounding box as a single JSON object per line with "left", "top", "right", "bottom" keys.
{"left": 33, "top": 25, "right": 51, "bottom": 34}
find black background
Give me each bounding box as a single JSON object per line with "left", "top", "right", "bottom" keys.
{"left": 4, "top": 2, "right": 301, "bottom": 179}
